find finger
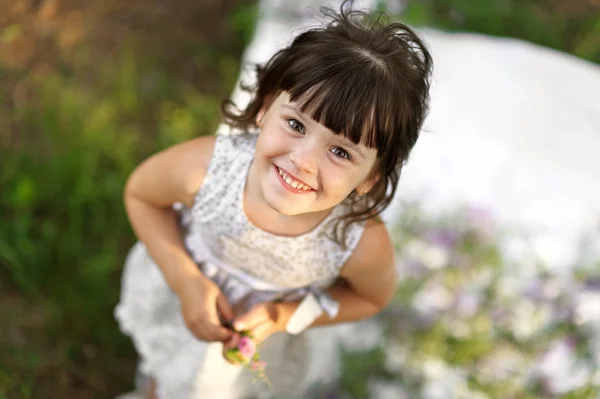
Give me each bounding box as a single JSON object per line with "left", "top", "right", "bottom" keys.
{"left": 206, "top": 296, "right": 234, "bottom": 337}
{"left": 210, "top": 325, "right": 234, "bottom": 342}
{"left": 195, "top": 322, "right": 232, "bottom": 342}
{"left": 189, "top": 324, "right": 208, "bottom": 342}
{"left": 234, "top": 305, "right": 270, "bottom": 331}
{"left": 223, "top": 332, "right": 240, "bottom": 350}
{"left": 216, "top": 294, "right": 235, "bottom": 323}
{"left": 250, "top": 323, "right": 273, "bottom": 345}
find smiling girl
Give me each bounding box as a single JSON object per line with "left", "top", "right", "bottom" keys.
{"left": 115, "top": 3, "right": 432, "bottom": 398}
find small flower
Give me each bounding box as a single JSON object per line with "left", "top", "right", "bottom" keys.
{"left": 466, "top": 205, "right": 495, "bottom": 228}
{"left": 574, "top": 290, "right": 600, "bottom": 327}
{"left": 250, "top": 361, "right": 267, "bottom": 371}
{"left": 421, "top": 362, "right": 468, "bottom": 399}
{"left": 238, "top": 336, "right": 256, "bottom": 360}
{"left": 379, "top": 201, "right": 600, "bottom": 397}
{"left": 412, "top": 281, "right": 453, "bottom": 316}
{"left": 404, "top": 239, "right": 429, "bottom": 261}
{"left": 537, "top": 339, "right": 592, "bottom": 394}
{"left": 368, "top": 378, "right": 409, "bottom": 399}
{"left": 384, "top": 342, "right": 408, "bottom": 373}
{"left": 224, "top": 332, "right": 269, "bottom": 386}
{"left": 454, "top": 291, "right": 480, "bottom": 319}
{"left": 476, "top": 346, "right": 527, "bottom": 384}
{"left": 542, "top": 278, "right": 563, "bottom": 300}
{"left": 398, "top": 259, "right": 427, "bottom": 278}
{"left": 425, "top": 229, "right": 460, "bottom": 250}
{"left": 508, "top": 300, "right": 552, "bottom": 341}
{"left": 422, "top": 246, "right": 450, "bottom": 270}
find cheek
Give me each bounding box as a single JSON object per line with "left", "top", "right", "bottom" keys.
{"left": 322, "top": 167, "right": 360, "bottom": 195}
{"left": 259, "top": 129, "right": 290, "bottom": 157}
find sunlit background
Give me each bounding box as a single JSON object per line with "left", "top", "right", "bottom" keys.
{"left": 1, "top": 0, "right": 600, "bottom": 398}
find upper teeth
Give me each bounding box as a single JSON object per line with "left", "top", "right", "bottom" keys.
{"left": 278, "top": 168, "right": 311, "bottom": 191}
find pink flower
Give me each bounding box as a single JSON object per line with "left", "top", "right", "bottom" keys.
{"left": 238, "top": 336, "right": 256, "bottom": 359}
{"left": 250, "top": 361, "right": 267, "bottom": 371}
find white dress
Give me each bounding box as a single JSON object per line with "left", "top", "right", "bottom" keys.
{"left": 114, "top": 125, "right": 366, "bottom": 399}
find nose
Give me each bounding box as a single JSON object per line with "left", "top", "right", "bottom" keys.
{"left": 289, "top": 140, "right": 318, "bottom": 174}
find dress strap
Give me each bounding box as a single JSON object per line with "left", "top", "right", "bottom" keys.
{"left": 191, "top": 125, "right": 258, "bottom": 222}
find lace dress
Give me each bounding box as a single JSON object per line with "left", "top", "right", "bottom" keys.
{"left": 114, "top": 124, "right": 366, "bottom": 399}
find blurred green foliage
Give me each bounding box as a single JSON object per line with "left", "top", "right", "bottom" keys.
{"left": 0, "top": 60, "right": 239, "bottom": 398}
{"left": 401, "top": 0, "right": 600, "bottom": 64}
{"left": 0, "top": 1, "right": 251, "bottom": 396}
{"left": 1, "top": 0, "right": 598, "bottom": 397}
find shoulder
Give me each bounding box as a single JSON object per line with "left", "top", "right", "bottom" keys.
{"left": 146, "top": 134, "right": 217, "bottom": 168}
{"left": 168, "top": 135, "right": 219, "bottom": 207}
{"left": 338, "top": 217, "right": 397, "bottom": 307}
{"left": 340, "top": 217, "right": 395, "bottom": 275}
{"left": 155, "top": 132, "right": 257, "bottom": 206}
{"left": 173, "top": 134, "right": 218, "bottom": 169}
{"left": 125, "top": 135, "right": 218, "bottom": 208}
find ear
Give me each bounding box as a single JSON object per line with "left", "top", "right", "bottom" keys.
{"left": 256, "top": 93, "right": 277, "bottom": 128}
{"left": 356, "top": 172, "right": 381, "bottom": 196}
{"left": 256, "top": 108, "right": 266, "bottom": 128}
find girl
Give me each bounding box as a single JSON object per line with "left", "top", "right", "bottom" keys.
{"left": 115, "top": 3, "right": 432, "bottom": 398}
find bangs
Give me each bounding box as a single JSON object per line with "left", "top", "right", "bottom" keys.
{"left": 281, "top": 51, "right": 398, "bottom": 153}
{"left": 221, "top": 3, "right": 432, "bottom": 245}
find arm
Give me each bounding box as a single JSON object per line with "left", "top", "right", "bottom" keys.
{"left": 276, "top": 219, "right": 397, "bottom": 328}
{"left": 124, "top": 136, "right": 214, "bottom": 291}
{"left": 124, "top": 135, "right": 234, "bottom": 341}
{"left": 233, "top": 219, "right": 396, "bottom": 338}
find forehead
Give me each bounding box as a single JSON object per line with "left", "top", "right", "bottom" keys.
{"left": 270, "top": 92, "right": 378, "bottom": 162}
{"left": 270, "top": 91, "right": 378, "bottom": 150}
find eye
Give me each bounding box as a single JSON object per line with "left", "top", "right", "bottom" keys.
{"left": 286, "top": 119, "right": 305, "bottom": 134}
{"left": 331, "top": 147, "right": 351, "bottom": 160}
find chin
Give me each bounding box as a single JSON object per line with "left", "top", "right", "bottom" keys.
{"left": 260, "top": 184, "right": 305, "bottom": 217}
{"left": 264, "top": 197, "right": 304, "bottom": 216}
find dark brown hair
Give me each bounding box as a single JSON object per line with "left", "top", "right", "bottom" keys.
{"left": 221, "top": 2, "right": 433, "bottom": 245}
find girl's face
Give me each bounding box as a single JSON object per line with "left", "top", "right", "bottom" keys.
{"left": 250, "top": 92, "right": 379, "bottom": 218}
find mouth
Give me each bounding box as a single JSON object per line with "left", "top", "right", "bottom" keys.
{"left": 274, "top": 165, "right": 315, "bottom": 193}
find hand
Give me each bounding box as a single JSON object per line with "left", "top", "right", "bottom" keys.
{"left": 235, "top": 302, "right": 283, "bottom": 343}
{"left": 221, "top": 302, "right": 284, "bottom": 363}
{"left": 176, "top": 272, "right": 234, "bottom": 343}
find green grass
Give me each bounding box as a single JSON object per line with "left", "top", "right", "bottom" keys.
{"left": 400, "top": 0, "right": 600, "bottom": 64}
{"left": 0, "top": 3, "right": 252, "bottom": 396}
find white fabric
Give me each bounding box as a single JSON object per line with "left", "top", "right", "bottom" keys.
{"left": 232, "top": 0, "right": 600, "bottom": 363}
{"left": 382, "top": 30, "right": 600, "bottom": 270}
{"left": 285, "top": 293, "right": 324, "bottom": 334}
{"left": 236, "top": 0, "right": 600, "bottom": 271}
{"left": 116, "top": 0, "right": 600, "bottom": 397}
{"left": 115, "top": 129, "right": 365, "bottom": 398}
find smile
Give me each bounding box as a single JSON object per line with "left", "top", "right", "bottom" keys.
{"left": 275, "top": 166, "right": 314, "bottom": 192}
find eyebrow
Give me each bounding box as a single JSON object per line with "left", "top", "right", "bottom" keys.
{"left": 281, "top": 104, "right": 308, "bottom": 119}
{"left": 337, "top": 137, "right": 366, "bottom": 158}
{"left": 281, "top": 104, "right": 367, "bottom": 158}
